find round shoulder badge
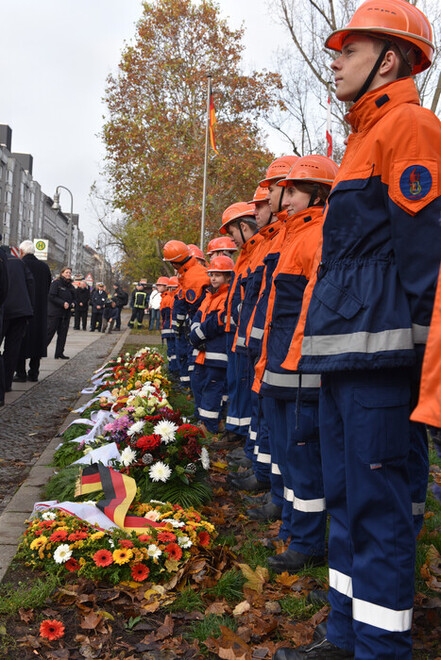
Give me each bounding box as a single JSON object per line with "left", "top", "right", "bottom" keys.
{"left": 399, "top": 165, "right": 432, "bottom": 202}
{"left": 186, "top": 289, "right": 196, "bottom": 302}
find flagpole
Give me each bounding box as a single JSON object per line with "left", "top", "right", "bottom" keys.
{"left": 200, "top": 75, "right": 212, "bottom": 251}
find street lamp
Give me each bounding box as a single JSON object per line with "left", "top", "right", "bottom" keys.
{"left": 52, "top": 185, "right": 74, "bottom": 267}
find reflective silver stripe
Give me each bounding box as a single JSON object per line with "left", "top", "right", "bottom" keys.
{"left": 302, "top": 328, "right": 414, "bottom": 357}
{"left": 171, "top": 320, "right": 178, "bottom": 327}
{"left": 169, "top": 354, "right": 176, "bottom": 360}
{"left": 284, "top": 487, "right": 294, "bottom": 502}
{"left": 412, "top": 501, "right": 425, "bottom": 516}
{"left": 256, "top": 451, "right": 271, "bottom": 464}
{"left": 249, "top": 430, "right": 257, "bottom": 441}
{"left": 162, "top": 329, "right": 174, "bottom": 336}
{"left": 180, "top": 376, "right": 190, "bottom": 382}
{"left": 329, "top": 568, "right": 353, "bottom": 599}
{"left": 176, "top": 314, "right": 185, "bottom": 321}
{"left": 226, "top": 416, "right": 251, "bottom": 426}
{"left": 204, "top": 352, "right": 228, "bottom": 363}
{"left": 192, "top": 349, "right": 199, "bottom": 356}
{"left": 352, "top": 598, "right": 413, "bottom": 633}
{"left": 413, "top": 324, "right": 429, "bottom": 344}
{"left": 222, "top": 395, "right": 228, "bottom": 403}
{"left": 190, "top": 321, "right": 199, "bottom": 331}
{"left": 236, "top": 336, "right": 246, "bottom": 348}
{"left": 293, "top": 495, "right": 326, "bottom": 513}
{"left": 272, "top": 463, "right": 281, "bottom": 475}
{"left": 262, "top": 371, "right": 321, "bottom": 389}
{"left": 250, "top": 326, "right": 264, "bottom": 340}
{"left": 195, "top": 326, "right": 205, "bottom": 341}
{"left": 188, "top": 365, "right": 194, "bottom": 372}
{"left": 199, "top": 408, "right": 219, "bottom": 419}
{"left": 254, "top": 445, "right": 258, "bottom": 455}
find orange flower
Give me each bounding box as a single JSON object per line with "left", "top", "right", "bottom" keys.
{"left": 39, "top": 619, "right": 65, "bottom": 640}
{"left": 157, "top": 531, "right": 176, "bottom": 543}
{"left": 138, "top": 534, "right": 152, "bottom": 543}
{"left": 118, "top": 539, "right": 134, "bottom": 548}
{"left": 49, "top": 529, "right": 68, "bottom": 542}
{"left": 93, "top": 549, "right": 113, "bottom": 567}
{"left": 197, "top": 531, "right": 210, "bottom": 547}
{"left": 131, "top": 563, "right": 150, "bottom": 582}
{"left": 164, "top": 542, "right": 182, "bottom": 561}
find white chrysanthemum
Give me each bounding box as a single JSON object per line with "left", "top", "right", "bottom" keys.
{"left": 200, "top": 447, "right": 210, "bottom": 470}
{"left": 120, "top": 446, "right": 137, "bottom": 467}
{"left": 147, "top": 544, "right": 162, "bottom": 559}
{"left": 178, "top": 535, "right": 192, "bottom": 549}
{"left": 127, "top": 420, "right": 145, "bottom": 437}
{"left": 42, "top": 511, "right": 56, "bottom": 521}
{"left": 53, "top": 544, "right": 72, "bottom": 564}
{"left": 162, "top": 518, "right": 185, "bottom": 528}
{"left": 149, "top": 461, "right": 172, "bottom": 483}
{"left": 153, "top": 420, "right": 178, "bottom": 444}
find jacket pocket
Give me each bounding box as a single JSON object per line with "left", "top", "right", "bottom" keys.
{"left": 313, "top": 278, "right": 362, "bottom": 320}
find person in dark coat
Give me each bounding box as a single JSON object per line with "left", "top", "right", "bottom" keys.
{"left": 0, "top": 239, "right": 9, "bottom": 406}
{"left": 74, "top": 280, "right": 90, "bottom": 330}
{"left": 102, "top": 299, "right": 118, "bottom": 334}
{"left": 111, "top": 283, "right": 128, "bottom": 330}
{"left": 90, "top": 282, "right": 107, "bottom": 331}
{"left": 47, "top": 266, "right": 76, "bottom": 359}
{"left": 0, "top": 244, "right": 34, "bottom": 393}
{"left": 15, "top": 240, "right": 52, "bottom": 382}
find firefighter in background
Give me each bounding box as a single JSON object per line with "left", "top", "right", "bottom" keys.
{"left": 219, "top": 202, "right": 263, "bottom": 445}
{"left": 128, "top": 282, "right": 148, "bottom": 329}
{"left": 252, "top": 155, "right": 338, "bottom": 575}
{"left": 163, "top": 240, "right": 209, "bottom": 399}
{"left": 164, "top": 276, "right": 180, "bottom": 378}
{"left": 274, "top": 2, "right": 441, "bottom": 658}
{"left": 188, "top": 244, "right": 207, "bottom": 267}
{"left": 206, "top": 236, "right": 237, "bottom": 261}
{"left": 230, "top": 158, "right": 297, "bottom": 493}
{"left": 189, "top": 255, "right": 234, "bottom": 433}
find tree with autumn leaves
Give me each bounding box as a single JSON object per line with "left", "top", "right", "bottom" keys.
{"left": 101, "top": 0, "right": 281, "bottom": 278}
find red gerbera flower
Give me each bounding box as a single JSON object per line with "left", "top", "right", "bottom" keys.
{"left": 138, "top": 534, "right": 152, "bottom": 543}
{"left": 136, "top": 434, "right": 161, "bottom": 451}
{"left": 39, "top": 619, "right": 65, "bottom": 640}
{"left": 49, "top": 529, "right": 68, "bottom": 542}
{"left": 164, "top": 542, "right": 183, "bottom": 561}
{"left": 131, "top": 563, "right": 150, "bottom": 582}
{"left": 93, "top": 549, "right": 113, "bottom": 567}
{"left": 65, "top": 557, "right": 80, "bottom": 572}
{"left": 157, "top": 531, "right": 176, "bottom": 543}
{"left": 68, "top": 531, "right": 88, "bottom": 542}
{"left": 197, "top": 531, "right": 210, "bottom": 547}
{"left": 119, "top": 539, "right": 134, "bottom": 548}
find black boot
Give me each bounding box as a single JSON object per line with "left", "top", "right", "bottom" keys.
{"left": 268, "top": 549, "right": 325, "bottom": 574}
{"left": 273, "top": 638, "right": 353, "bottom": 659}
{"left": 243, "top": 491, "right": 272, "bottom": 506}
{"left": 229, "top": 474, "right": 270, "bottom": 492}
{"left": 247, "top": 502, "right": 282, "bottom": 522}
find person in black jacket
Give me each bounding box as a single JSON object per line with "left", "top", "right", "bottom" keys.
{"left": 47, "top": 266, "right": 76, "bottom": 359}
{"left": 112, "top": 283, "right": 128, "bottom": 331}
{"left": 90, "top": 282, "right": 107, "bottom": 331}
{"left": 15, "top": 240, "right": 52, "bottom": 382}
{"left": 74, "top": 280, "right": 90, "bottom": 330}
{"left": 0, "top": 244, "right": 34, "bottom": 393}
{"left": 0, "top": 239, "right": 9, "bottom": 406}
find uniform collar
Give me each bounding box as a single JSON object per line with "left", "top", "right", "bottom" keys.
{"left": 258, "top": 216, "right": 285, "bottom": 238}
{"left": 345, "top": 77, "right": 420, "bottom": 133}
{"left": 285, "top": 205, "right": 323, "bottom": 230}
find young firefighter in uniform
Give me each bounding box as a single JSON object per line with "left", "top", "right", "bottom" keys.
{"left": 253, "top": 156, "right": 338, "bottom": 574}
{"left": 230, "top": 158, "right": 297, "bottom": 494}
{"left": 189, "top": 256, "right": 234, "bottom": 433}
{"left": 163, "top": 240, "right": 209, "bottom": 402}
{"left": 220, "top": 202, "right": 264, "bottom": 445}
{"left": 206, "top": 236, "right": 237, "bottom": 261}
{"left": 165, "top": 276, "right": 180, "bottom": 378}
{"left": 274, "top": 2, "right": 441, "bottom": 658}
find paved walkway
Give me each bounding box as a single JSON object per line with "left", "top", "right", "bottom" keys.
{"left": 0, "top": 324, "right": 132, "bottom": 582}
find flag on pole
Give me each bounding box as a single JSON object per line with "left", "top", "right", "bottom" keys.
{"left": 326, "top": 93, "right": 333, "bottom": 158}
{"left": 209, "top": 85, "right": 219, "bottom": 155}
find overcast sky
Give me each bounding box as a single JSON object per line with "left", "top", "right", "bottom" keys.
{"left": 1, "top": 1, "right": 287, "bottom": 246}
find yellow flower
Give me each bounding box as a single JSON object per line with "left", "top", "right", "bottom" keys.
{"left": 112, "top": 548, "right": 133, "bottom": 565}
{"left": 30, "top": 536, "right": 48, "bottom": 550}
{"left": 38, "top": 548, "right": 45, "bottom": 560}
{"left": 90, "top": 531, "right": 105, "bottom": 541}
{"left": 79, "top": 557, "right": 86, "bottom": 566}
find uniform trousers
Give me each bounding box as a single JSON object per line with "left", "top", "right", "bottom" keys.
{"left": 1, "top": 317, "right": 28, "bottom": 390}
{"left": 320, "top": 368, "right": 415, "bottom": 659}
{"left": 272, "top": 397, "right": 326, "bottom": 554}
{"left": 258, "top": 396, "right": 284, "bottom": 507}
{"left": 225, "top": 335, "right": 252, "bottom": 437}
{"left": 175, "top": 333, "right": 190, "bottom": 385}
{"left": 90, "top": 311, "right": 103, "bottom": 332}
{"left": 165, "top": 335, "right": 179, "bottom": 375}
{"left": 197, "top": 365, "right": 227, "bottom": 432}
{"left": 47, "top": 315, "right": 70, "bottom": 359}
{"left": 74, "top": 307, "right": 88, "bottom": 330}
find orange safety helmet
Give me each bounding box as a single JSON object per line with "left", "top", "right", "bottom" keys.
{"left": 259, "top": 156, "right": 299, "bottom": 188}
{"left": 207, "top": 236, "right": 237, "bottom": 254}
{"left": 207, "top": 255, "right": 235, "bottom": 273}
{"left": 168, "top": 276, "right": 179, "bottom": 288}
{"left": 156, "top": 276, "right": 170, "bottom": 286}
{"left": 248, "top": 185, "right": 269, "bottom": 204}
{"left": 163, "top": 240, "right": 190, "bottom": 262}
{"left": 278, "top": 155, "right": 339, "bottom": 187}
{"left": 219, "top": 202, "right": 256, "bottom": 235}
{"left": 187, "top": 244, "right": 206, "bottom": 262}
{"left": 326, "top": 0, "right": 434, "bottom": 74}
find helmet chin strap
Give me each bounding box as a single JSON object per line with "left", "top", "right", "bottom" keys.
{"left": 307, "top": 185, "right": 319, "bottom": 209}
{"left": 353, "top": 40, "right": 391, "bottom": 103}
{"left": 278, "top": 187, "right": 285, "bottom": 213}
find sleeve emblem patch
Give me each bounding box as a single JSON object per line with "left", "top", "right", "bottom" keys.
{"left": 186, "top": 289, "right": 196, "bottom": 302}
{"left": 399, "top": 165, "right": 432, "bottom": 201}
